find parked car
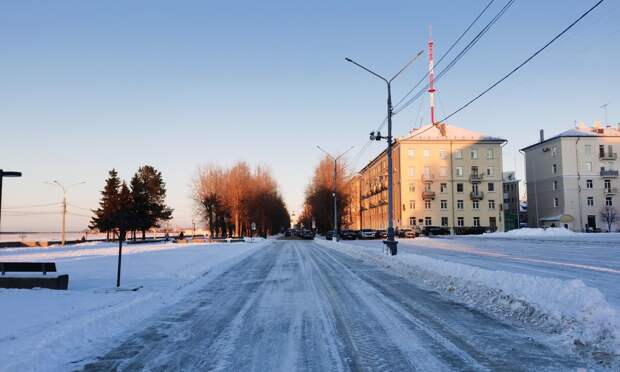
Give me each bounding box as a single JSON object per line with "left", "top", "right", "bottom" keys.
{"left": 423, "top": 226, "right": 450, "bottom": 236}
{"left": 326, "top": 230, "right": 336, "bottom": 240}
{"left": 377, "top": 230, "right": 387, "bottom": 239}
{"left": 398, "top": 229, "right": 416, "bottom": 238}
{"left": 358, "top": 229, "right": 377, "bottom": 239}
{"left": 284, "top": 230, "right": 292, "bottom": 237}
{"left": 301, "top": 229, "right": 315, "bottom": 240}
{"left": 340, "top": 230, "right": 357, "bottom": 240}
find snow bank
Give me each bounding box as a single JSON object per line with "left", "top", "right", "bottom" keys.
{"left": 318, "top": 239, "right": 620, "bottom": 354}
{"left": 484, "top": 227, "right": 577, "bottom": 237}
{"left": 0, "top": 240, "right": 267, "bottom": 372}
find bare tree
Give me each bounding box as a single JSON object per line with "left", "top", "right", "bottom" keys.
{"left": 600, "top": 206, "right": 618, "bottom": 232}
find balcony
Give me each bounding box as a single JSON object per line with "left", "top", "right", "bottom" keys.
{"left": 422, "top": 174, "right": 434, "bottom": 182}
{"left": 605, "top": 187, "right": 618, "bottom": 195}
{"left": 600, "top": 152, "right": 618, "bottom": 161}
{"left": 470, "top": 191, "right": 485, "bottom": 201}
{"left": 470, "top": 173, "right": 484, "bottom": 183}
{"left": 600, "top": 169, "right": 619, "bottom": 178}
{"left": 422, "top": 190, "right": 436, "bottom": 200}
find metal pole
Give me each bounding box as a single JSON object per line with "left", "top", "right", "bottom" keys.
{"left": 116, "top": 223, "right": 124, "bottom": 287}
{"left": 333, "top": 158, "right": 338, "bottom": 241}
{"left": 61, "top": 193, "right": 67, "bottom": 246}
{"left": 386, "top": 82, "right": 395, "bottom": 247}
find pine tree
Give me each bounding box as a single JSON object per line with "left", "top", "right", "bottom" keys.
{"left": 90, "top": 169, "right": 121, "bottom": 240}
{"left": 117, "top": 181, "right": 133, "bottom": 241}
{"left": 131, "top": 165, "right": 173, "bottom": 239}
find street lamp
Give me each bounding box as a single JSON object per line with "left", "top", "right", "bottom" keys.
{"left": 346, "top": 50, "right": 424, "bottom": 256}
{"left": 316, "top": 145, "right": 354, "bottom": 242}
{"left": 0, "top": 169, "right": 23, "bottom": 235}
{"left": 46, "top": 180, "right": 86, "bottom": 246}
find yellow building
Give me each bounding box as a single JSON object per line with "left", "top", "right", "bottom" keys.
{"left": 358, "top": 123, "right": 506, "bottom": 233}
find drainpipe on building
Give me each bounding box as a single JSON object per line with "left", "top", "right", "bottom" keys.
{"left": 449, "top": 140, "right": 456, "bottom": 235}
{"left": 575, "top": 137, "right": 583, "bottom": 231}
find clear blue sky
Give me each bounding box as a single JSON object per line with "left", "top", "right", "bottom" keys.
{"left": 1, "top": 0, "right": 618, "bottom": 231}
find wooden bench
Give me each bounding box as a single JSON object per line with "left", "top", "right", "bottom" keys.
{"left": 0, "top": 262, "right": 69, "bottom": 290}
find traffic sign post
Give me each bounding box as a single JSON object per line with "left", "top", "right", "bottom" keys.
{"left": 250, "top": 222, "right": 256, "bottom": 243}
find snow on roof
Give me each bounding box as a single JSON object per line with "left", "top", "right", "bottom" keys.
{"left": 521, "top": 124, "right": 620, "bottom": 151}
{"left": 399, "top": 123, "right": 505, "bottom": 142}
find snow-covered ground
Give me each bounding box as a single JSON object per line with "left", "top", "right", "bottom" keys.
{"left": 319, "top": 230, "right": 620, "bottom": 358}
{"left": 0, "top": 239, "right": 266, "bottom": 372}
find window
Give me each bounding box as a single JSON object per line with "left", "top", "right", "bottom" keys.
{"left": 486, "top": 148, "right": 494, "bottom": 159}
{"left": 488, "top": 200, "right": 496, "bottom": 209}
{"left": 599, "top": 145, "right": 605, "bottom": 158}
{"left": 441, "top": 217, "right": 449, "bottom": 227}
{"left": 440, "top": 200, "right": 448, "bottom": 209}
{"left": 457, "top": 217, "right": 464, "bottom": 227}
{"left": 587, "top": 196, "right": 594, "bottom": 207}
{"left": 425, "top": 200, "right": 431, "bottom": 209}
{"left": 424, "top": 217, "right": 432, "bottom": 226}
{"left": 586, "top": 179, "right": 593, "bottom": 189}
{"left": 409, "top": 200, "right": 415, "bottom": 210}
{"left": 471, "top": 149, "right": 478, "bottom": 159}
{"left": 408, "top": 183, "right": 415, "bottom": 192}
{"left": 472, "top": 201, "right": 479, "bottom": 210}
{"left": 553, "top": 198, "right": 559, "bottom": 207}
{"left": 604, "top": 179, "right": 611, "bottom": 191}
{"left": 472, "top": 184, "right": 479, "bottom": 194}
{"left": 552, "top": 164, "right": 557, "bottom": 174}
{"left": 553, "top": 180, "right": 558, "bottom": 190}
{"left": 423, "top": 149, "right": 430, "bottom": 158}
{"left": 424, "top": 182, "right": 432, "bottom": 191}
{"left": 488, "top": 182, "right": 495, "bottom": 192}
{"left": 409, "top": 216, "right": 416, "bottom": 226}
{"left": 407, "top": 148, "right": 415, "bottom": 159}
{"left": 606, "top": 197, "right": 613, "bottom": 207}
{"left": 408, "top": 167, "right": 415, "bottom": 177}
{"left": 423, "top": 166, "right": 431, "bottom": 178}
{"left": 473, "top": 217, "right": 480, "bottom": 227}
{"left": 455, "top": 150, "right": 463, "bottom": 159}
{"left": 456, "top": 183, "right": 464, "bottom": 192}
{"left": 456, "top": 167, "right": 464, "bottom": 177}
{"left": 440, "top": 166, "right": 448, "bottom": 177}
{"left": 585, "top": 162, "right": 592, "bottom": 172}
{"left": 439, "top": 149, "right": 448, "bottom": 159}
{"left": 584, "top": 144, "right": 592, "bottom": 156}
{"left": 440, "top": 183, "right": 448, "bottom": 193}
{"left": 486, "top": 167, "right": 494, "bottom": 176}
{"left": 457, "top": 200, "right": 464, "bottom": 210}
{"left": 551, "top": 146, "right": 557, "bottom": 157}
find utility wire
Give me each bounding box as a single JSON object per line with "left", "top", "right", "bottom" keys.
{"left": 393, "top": 0, "right": 496, "bottom": 110}
{"left": 438, "top": 0, "right": 605, "bottom": 123}
{"left": 394, "top": 0, "right": 516, "bottom": 115}
{"left": 1, "top": 202, "right": 62, "bottom": 210}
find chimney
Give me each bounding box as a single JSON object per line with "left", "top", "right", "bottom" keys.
{"left": 539, "top": 129, "right": 544, "bottom": 143}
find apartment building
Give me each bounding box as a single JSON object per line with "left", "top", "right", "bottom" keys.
{"left": 522, "top": 123, "right": 620, "bottom": 231}
{"left": 358, "top": 123, "right": 506, "bottom": 233}
{"left": 502, "top": 171, "right": 521, "bottom": 231}
{"left": 343, "top": 174, "right": 362, "bottom": 231}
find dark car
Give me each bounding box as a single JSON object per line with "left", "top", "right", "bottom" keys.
{"left": 301, "top": 230, "right": 315, "bottom": 240}
{"left": 423, "top": 226, "right": 450, "bottom": 236}
{"left": 340, "top": 230, "right": 357, "bottom": 240}
{"left": 377, "top": 230, "right": 387, "bottom": 239}
{"left": 326, "top": 230, "right": 336, "bottom": 240}
{"left": 357, "top": 229, "right": 377, "bottom": 239}
{"left": 398, "top": 229, "right": 416, "bottom": 238}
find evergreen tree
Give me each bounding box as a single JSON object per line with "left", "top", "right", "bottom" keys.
{"left": 131, "top": 165, "right": 173, "bottom": 239}
{"left": 90, "top": 169, "right": 121, "bottom": 240}
{"left": 116, "top": 181, "right": 133, "bottom": 241}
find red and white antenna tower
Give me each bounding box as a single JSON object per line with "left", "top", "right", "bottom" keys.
{"left": 428, "top": 26, "right": 437, "bottom": 126}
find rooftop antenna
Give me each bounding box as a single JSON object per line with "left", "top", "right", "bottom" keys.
{"left": 428, "top": 26, "right": 437, "bottom": 126}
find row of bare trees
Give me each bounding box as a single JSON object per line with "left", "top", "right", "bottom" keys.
{"left": 299, "top": 157, "right": 350, "bottom": 234}
{"left": 193, "top": 162, "right": 290, "bottom": 237}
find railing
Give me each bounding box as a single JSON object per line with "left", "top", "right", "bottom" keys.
{"left": 605, "top": 187, "right": 618, "bottom": 194}
{"left": 470, "top": 191, "right": 485, "bottom": 201}
{"left": 600, "top": 169, "right": 619, "bottom": 178}
{"left": 470, "top": 174, "right": 484, "bottom": 183}
{"left": 422, "top": 190, "right": 436, "bottom": 200}
{"left": 600, "top": 152, "right": 618, "bottom": 161}
{"left": 422, "top": 174, "right": 434, "bottom": 182}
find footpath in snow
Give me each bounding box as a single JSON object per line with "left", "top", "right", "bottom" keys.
{"left": 0, "top": 239, "right": 266, "bottom": 372}
{"left": 319, "top": 230, "right": 620, "bottom": 359}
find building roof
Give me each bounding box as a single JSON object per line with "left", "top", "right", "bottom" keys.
{"left": 399, "top": 123, "right": 506, "bottom": 142}
{"left": 521, "top": 123, "right": 620, "bottom": 151}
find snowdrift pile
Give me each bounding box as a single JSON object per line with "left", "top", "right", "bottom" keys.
{"left": 484, "top": 227, "right": 577, "bottom": 238}
{"left": 319, "top": 239, "right": 620, "bottom": 354}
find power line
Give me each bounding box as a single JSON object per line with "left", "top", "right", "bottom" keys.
{"left": 393, "top": 0, "right": 516, "bottom": 115}
{"left": 438, "top": 0, "right": 605, "bottom": 123}
{"left": 1, "top": 202, "right": 62, "bottom": 210}
{"left": 393, "top": 0, "right": 496, "bottom": 110}
{"left": 67, "top": 203, "right": 94, "bottom": 212}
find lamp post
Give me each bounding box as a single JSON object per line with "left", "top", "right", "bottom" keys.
{"left": 346, "top": 50, "right": 424, "bottom": 256}
{"left": 316, "top": 145, "right": 354, "bottom": 242}
{"left": 0, "top": 170, "right": 23, "bottom": 236}
{"left": 46, "top": 180, "right": 86, "bottom": 246}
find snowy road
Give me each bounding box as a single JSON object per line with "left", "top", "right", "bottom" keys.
{"left": 80, "top": 240, "right": 589, "bottom": 371}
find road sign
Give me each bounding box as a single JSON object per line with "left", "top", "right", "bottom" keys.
{"left": 251, "top": 222, "right": 257, "bottom": 231}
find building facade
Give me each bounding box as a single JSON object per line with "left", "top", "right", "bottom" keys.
{"left": 358, "top": 123, "right": 506, "bottom": 233}
{"left": 502, "top": 171, "right": 520, "bottom": 231}
{"left": 522, "top": 123, "right": 620, "bottom": 231}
